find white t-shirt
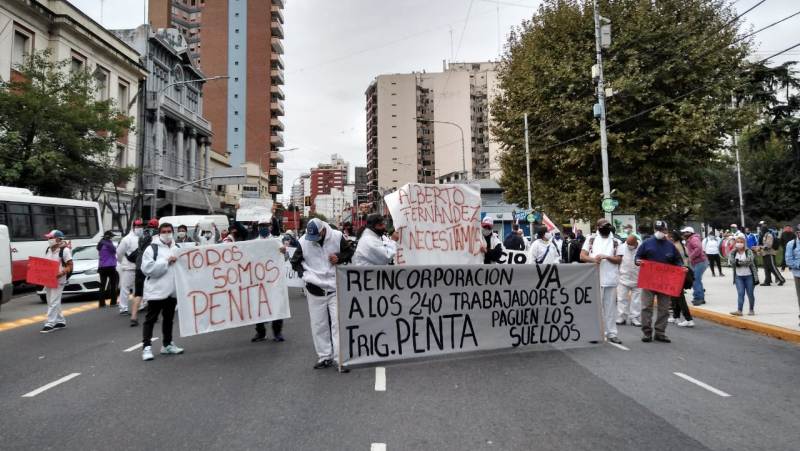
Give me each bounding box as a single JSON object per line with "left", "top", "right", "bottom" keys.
{"left": 734, "top": 252, "right": 751, "bottom": 277}
{"left": 703, "top": 236, "right": 721, "bottom": 255}
{"left": 617, "top": 243, "right": 640, "bottom": 287}
{"left": 531, "top": 239, "right": 560, "bottom": 265}
{"left": 582, "top": 234, "right": 620, "bottom": 287}
{"left": 45, "top": 246, "right": 72, "bottom": 286}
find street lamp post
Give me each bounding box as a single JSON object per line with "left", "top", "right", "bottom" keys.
{"left": 152, "top": 75, "right": 228, "bottom": 217}
{"left": 259, "top": 146, "right": 297, "bottom": 200}
{"left": 414, "top": 117, "right": 467, "bottom": 181}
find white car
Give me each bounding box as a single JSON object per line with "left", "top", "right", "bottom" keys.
{"left": 37, "top": 244, "right": 106, "bottom": 303}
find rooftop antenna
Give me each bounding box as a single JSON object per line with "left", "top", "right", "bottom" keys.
{"left": 496, "top": 0, "right": 501, "bottom": 55}
{"left": 449, "top": 26, "right": 454, "bottom": 63}
{"left": 100, "top": 0, "right": 104, "bottom": 25}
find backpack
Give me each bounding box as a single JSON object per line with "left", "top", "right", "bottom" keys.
{"left": 47, "top": 247, "right": 72, "bottom": 281}
{"left": 587, "top": 236, "right": 618, "bottom": 256}
{"left": 143, "top": 242, "right": 179, "bottom": 279}
{"left": 770, "top": 232, "right": 780, "bottom": 250}
{"left": 134, "top": 232, "right": 154, "bottom": 271}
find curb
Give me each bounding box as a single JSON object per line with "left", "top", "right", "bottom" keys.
{"left": 690, "top": 307, "right": 800, "bottom": 344}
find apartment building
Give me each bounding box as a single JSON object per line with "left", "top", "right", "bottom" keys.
{"left": 149, "top": 0, "right": 286, "bottom": 200}
{"left": 309, "top": 154, "right": 348, "bottom": 212}
{"left": 365, "top": 62, "right": 502, "bottom": 209}
{"left": 0, "top": 0, "right": 147, "bottom": 230}
{"left": 314, "top": 185, "right": 355, "bottom": 226}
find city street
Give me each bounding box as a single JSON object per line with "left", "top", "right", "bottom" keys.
{"left": 1, "top": 288, "right": 798, "bottom": 451}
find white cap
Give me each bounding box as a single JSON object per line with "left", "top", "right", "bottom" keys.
{"left": 680, "top": 226, "right": 695, "bottom": 234}
{"left": 481, "top": 216, "right": 494, "bottom": 226}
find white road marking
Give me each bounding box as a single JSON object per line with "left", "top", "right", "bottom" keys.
{"left": 123, "top": 337, "right": 158, "bottom": 352}
{"left": 674, "top": 372, "right": 731, "bottom": 397}
{"left": 608, "top": 342, "right": 630, "bottom": 351}
{"left": 375, "top": 367, "right": 386, "bottom": 391}
{"left": 370, "top": 443, "right": 386, "bottom": 451}
{"left": 22, "top": 373, "right": 81, "bottom": 398}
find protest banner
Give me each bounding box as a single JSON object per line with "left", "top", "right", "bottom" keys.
{"left": 236, "top": 198, "right": 273, "bottom": 222}
{"left": 337, "top": 263, "right": 602, "bottom": 367}
{"left": 285, "top": 247, "right": 304, "bottom": 288}
{"left": 497, "top": 249, "right": 531, "bottom": 265}
{"left": 174, "top": 239, "right": 290, "bottom": 337}
{"left": 384, "top": 183, "right": 483, "bottom": 266}
{"left": 637, "top": 260, "right": 686, "bottom": 297}
{"left": 26, "top": 257, "right": 60, "bottom": 288}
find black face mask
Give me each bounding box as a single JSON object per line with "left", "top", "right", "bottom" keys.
{"left": 599, "top": 226, "right": 612, "bottom": 236}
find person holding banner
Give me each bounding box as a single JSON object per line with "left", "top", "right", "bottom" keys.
{"left": 290, "top": 218, "right": 354, "bottom": 372}
{"left": 581, "top": 218, "right": 623, "bottom": 344}
{"left": 252, "top": 217, "right": 287, "bottom": 343}
{"left": 481, "top": 217, "right": 504, "bottom": 264}
{"left": 353, "top": 214, "right": 397, "bottom": 266}
{"left": 40, "top": 230, "right": 73, "bottom": 333}
{"left": 635, "top": 220, "right": 685, "bottom": 343}
{"left": 531, "top": 227, "right": 561, "bottom": 265}
{"left": 140, "top": 223, "right": 184, "bottom": 361}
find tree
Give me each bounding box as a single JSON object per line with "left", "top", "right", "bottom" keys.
{"left": 0, "top": 50, "right": 134, "bottom": 199}
{"left": 492, "top": 0, "right": 751, "bottom": 222}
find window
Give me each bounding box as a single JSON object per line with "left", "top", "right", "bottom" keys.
{"left": 6, "top": 203, "right": 32, "bottom": 240}
{"left": 70, "top": 54, "right": 85, "bottom": 74}
{"left": 93, "top": 66, "right": 110, "bottom": 101}
{"left": 116, "top": 145, "right": 126, "bottom": 168}
{"left": 12, "top": 28, "right": 32, "bottom": 67}
{"left": 117, "top": 82, "right": 129, "bottom": 113}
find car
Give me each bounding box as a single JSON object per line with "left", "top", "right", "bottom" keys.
{"left": 37, "top": 244, "right": 108, "bottom": 303}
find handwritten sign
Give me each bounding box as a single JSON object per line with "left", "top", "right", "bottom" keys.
{"left": 337, "top": 263, "right": 602, "bottom": 367}
{"left": 285, "top": 247, "right": 304, "bottom": 288}
{"left": 497, "top": 249, "right": 531, "bottom": 265}
{"left": 26, "top": 257, "right": 60, "bottom": 288}
{"left": 174, "top": 239, "right": 290, "bottom": 337}
{"left": 236, "top": 198, "right": 273, "bottom": 222}
{"left": 384, "top": 183, "right": 483, "bottom": 266}
{"left": 637, "top": 260, "right": 686, "bottom": 297}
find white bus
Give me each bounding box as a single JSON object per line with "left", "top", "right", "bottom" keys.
{"left": 0, "top": 187, "right": 103, "bottom": 284}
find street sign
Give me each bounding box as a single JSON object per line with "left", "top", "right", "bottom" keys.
{"left": 210, "top": 167, "right": 247, "bottom": 185}
{"left": 526, "top": 213, "right": 535, "bottom": 222}
{"left": 601, "top": 197, "right": 619, "bottom": 213}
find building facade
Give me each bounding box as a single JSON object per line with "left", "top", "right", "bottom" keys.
{"left": 309, "top": 154, "right": 348, "bottom": 212}
{"left": 314, "top": 185, "right": 355, "bottom": 226}
{"left": 0, "top": 0, "right": 147, "bottom": 230}
{"left": 365, "top": 62, "right": 502, "bottom": 209}
{"left": 149, "top": 0, "right": 286, "bottom": 200}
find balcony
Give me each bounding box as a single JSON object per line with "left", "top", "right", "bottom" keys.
{"left": 271, "top": 84, "right": 285, "bottom": 100}
{"left": 271, "top": 53, "right": 285, "bottom": 70}
{"left": 271, "top": 37, "right": 284, "bottom": 55}
{"left": 270, "top": 131, "right": 284, "bottom": 147}
{"left": 270, "top": 68, "right": 285, "bottom": 85}
{"left": 271, "top": 0, "right": 285, "bottom": 9}
{"left": 269, "top": 167, "right": 283, "bottom": 177}
{"left": 269, "top": 185, "right": 280, "bottom": 194}
{"left": 270, "top": 98, "right": 285, "bottom": 115}
{"left": 270, "top": 4, "right": 284, "bottom": 23}
{"left": 271, "top": 16, "right": 284, "bottom": 39}
{"left": 270, "top": 150, "right": 284, "bottom": 162}
{"left": 271, "top": 117, "right": 285, "bottom": 131}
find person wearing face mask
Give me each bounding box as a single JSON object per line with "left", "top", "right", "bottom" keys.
{"left": 174, "top": 224, "right": 195, "bottom": 245}
{"left": 140, "top": 223, "right": 184, "bottom": 361}
{"left": 681, "top": 226, "right": 709, "bottom": 305}
{"left": 40, "top": 230, "right": 73, "bottom": 333}
{"left": 503, "top": 224, "right": 526, "bottom": 251}
{"left": 290, "top": 218, "right": 354, "bottom": 372}
{"left": 620, "top": 224, "right": 641, "bottom": 241}
{"left": 130, "top": 218, "right": 160, "bottom": 326}
{"left": 252, "top": 217, "right": 287, "bottom": 343}
{"left": 531, "top": 226, "right": 560, "bottom": 265}
{"left": 784, "top": 224, "right": 800, "bottom": 326}
{"left": 353, "top": 214, "right": 398, "bottom": 266}
{"left": 616, "top": 235, "right": 642, "bottom": 327}
{"left": 728, "top": 236, "right": 759, "bottom": 316}
{"left": 580, "top": 218, "right": 623, "bottom": 344}
{"left": 116, "top": 218, "right": 144, "bottom": 313}
{"left": 703, "top": 231, "right": 724, "bottom": 277}
{"left": 480, "top": 217, "right": 504, "bottom": 264}
{"left": 193, "top": 221, "right": 220, "bottom": 246}
{"left": 635, "top": 220, "right": 686, "bottom": 343}
{"left": 552, "top": 231, "right": 564, "bottom": 256}
{"left": 96, "top": 231, "right": 118, "bottom": 308}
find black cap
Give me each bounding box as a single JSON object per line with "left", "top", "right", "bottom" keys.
{"left": 654, "top": 220, "right": 668, "bottom": 231}
{"left": 366, "top": 214, "right": 385, "bottom": 228}
{"left": 103, "top": 230, "right": 114, "bottom": 238}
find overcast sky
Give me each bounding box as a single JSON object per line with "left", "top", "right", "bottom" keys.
{"left": 70, "top": 0, "right": 799, "bottom": 200}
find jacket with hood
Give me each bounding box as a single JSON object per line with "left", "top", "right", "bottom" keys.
{"left": 116, "top": 230, "right": 139, "bottom": 271}
{"left": 140, "top": 237, "right": 179, "bottom": 301}
{"left": 353, "top": 227, "right": 397, "bottom": 266}
{"left": 684, "top": 233, "right": 707, "bottom": 265}
{"left": 290, "top": 218, "right": 354, "bottom": 292}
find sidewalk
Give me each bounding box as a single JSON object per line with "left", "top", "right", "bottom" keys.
{"left": 689, "top": 266, "right": 799, "bottom": 342}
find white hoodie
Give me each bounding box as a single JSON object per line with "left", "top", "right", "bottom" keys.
{"left": 116, "top": 231, "right": 139, "bottom": 271}
{"left": 141, "top": 237, "right": 178, "bottom": 301}
{"left": 298, "top": 218, "right": 342, "bottom": 292}
{"left": 354, "top": 228, "right": 396, "bottom": 266}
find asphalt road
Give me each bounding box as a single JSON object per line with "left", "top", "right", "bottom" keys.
{"left": 1, "top": 288, "right": 798, "bottom": 451}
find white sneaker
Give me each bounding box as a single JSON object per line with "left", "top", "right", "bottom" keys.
{"left": 142, "top": 346, "right": 154, "bottom": 361}
{"left": 677, "top": 320, "right": 695, "bottom": 328}
{"left": 631, "top": 319, "right": 642, "bottom": 327}
{"left": 668, "top": 317, "right": 676, "bottom": 324}
{"left": 160, "top": 343, "right": 184, "bottom": 355}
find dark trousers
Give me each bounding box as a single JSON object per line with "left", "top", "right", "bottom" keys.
{"left": 255, "top": 319, "right": 283, "bottom": 337}
{"left": 707, "top": 254, "right": 723, "bottom": 276}
{"left": 671, "top": 292, "right": 693, "bottom": 321}
{"left": 143, "top": 297, "right": 177, "bottom": 347}
{"left": 98, "top": 267, "right": 118, "bottom": 305}
{"left": 763, "top": 255, "right": 785, "bottom": 284}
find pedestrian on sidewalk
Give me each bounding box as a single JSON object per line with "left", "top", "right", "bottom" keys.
{"left": 96, "top": 230, "right": 118, "bottom": 308}
{"left": 115, "top": 219, "right": 143, "bottom": 314}
{"left": 784, "top": 224, "right": 800, "bottom": 326}
{"left": 635, "top": 220, "right": 685, "bottom": 343}
{"left": 729, "top": 235, "right": 759, "bottom": 316}
{"left": 703, "top": 232, "right": 724, "bottom": 277}
{"left": 252, "top": 217, "right": 287, "bottom": 343}
{"left": 780, "top": 225, "right": 794, "bottom": 271}
{"left": 290, "top": 218, "right": 354, "bottom": 372}
{"left": 40, "top": 230, "right": 72, "bottom": 333}
{"left": 581, "top": 218, "right": 623, "bottom": 344}
{"left": 682, "top": 226, "right": 708, "bottom": 305}
{"left": 140, "top": 223, "right": 184, "bottom": 361}
{"left": 668, "top": 231, "right": 695, "bottom": 327}
{"left": 130, "top": 218, "right": 159, "bottom": 326}
{"left": 760, "top": 225, "right": 785, "bottom": 286}
{"left": 616, "top": 235, "right": 642, "bottom": 327}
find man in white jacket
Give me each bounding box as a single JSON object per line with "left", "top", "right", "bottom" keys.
{"left": 115, "top": 218, "right": 143, "bottom": 314}
{"left": 140, "top": 222, "right": 184, "bottom": 361}
{"left": 353, "top": 214, "right": 397, "bottom": 266}
{"left": 290, "top": 218, "right": 354, "bottom": 372}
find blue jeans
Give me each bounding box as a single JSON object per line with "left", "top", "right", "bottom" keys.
{"left": 692, "top": 260, "right": 708, "bottom": 301}
{"left": 734, "top": 275, "right": 755, "bottom": 312}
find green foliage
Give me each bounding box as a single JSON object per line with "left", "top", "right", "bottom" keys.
{"left": 493, "top": 0, "right": 750, "bottom": 221}
{"left": 0, "top": 50, "right": 134, "bottom": 199}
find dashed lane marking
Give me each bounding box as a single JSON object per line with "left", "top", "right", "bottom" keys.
{"left": 123, "top": 337, "right": 158, "bottom": 352}
{"left": 370, "top": 444, "right": 386, "bottom": 451}
{"left": 22, "top": 373, "right": 81, "bottom": 398}
{"left": 0, "top": 303, "right": 95, "bottom": 332}
{"left": 608, "top": 342, "right": 630, "bottom": 351}
{"left": 375, "top": 367, "right": 386, "bottom": 391}
{"left": 674, "top": 372, "right": 731, "bottom": 397}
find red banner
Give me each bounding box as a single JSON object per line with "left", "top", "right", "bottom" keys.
{"left": 26, "top": 257, "right": 60, "bottom": 289}
{"left": 637, "top": 260, "right": 686, "bottom": 297}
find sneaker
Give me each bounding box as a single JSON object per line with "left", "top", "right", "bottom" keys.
{"left": 313, "top": 359, "right": 332, "bottom": 369}
{"left": 160, "top": 344, "right": 184, "bottom": 355}
{"left": 692, "top": 301, "right": 703, "bottom": 306}
{"left": 778, "top": 280, "right": 785, "bottom": 286}
{"left": 52, "top": 323, "right": 66, "bottom": 330}
{"left": 641, "top": 335, "right": 653, "bottom": 343}
{"left": 677, "top": 320, "right": 694, "bottom": 327}
{"left": 730, "top": 310, "right": 743, "bottom": 316}
{"left": 338, "top": 366, "right": 351, "bottom": 374}
{"left": 761, "top": 283, "right": 772, "bottom": 287}
{"left": 607, "top": 336, "right": 623, "bottom": 344}
{"left": 142, "top": 346, "right": 154, "bottom": 361}
{"left": 654, "top": 335, "right": 671, "bottom": 343}
{"left": 273, "top": 334, "right": 285, "bottom": 342}
{"left": 668, "top": 317, "right": 676, "bottom": 324}
{"left": 119, "top": 310, "right": 129, "bottom": 315}
{"left": 615, "top": 319, "right": 626, "bottom": 325}
{"left": 40, "top": 325, "right": 54, "bottom": 334}
{"left": 631, "top": 319, "right": 642, "bottom": 327}
{"left": 251, "top": 334, "right": 267, "bottom": 343}
{"left": 748, "top": 310, "right": 755, "bottom": 316}
{"left": 130, "top": 319, "right": 139, "bottom": 327}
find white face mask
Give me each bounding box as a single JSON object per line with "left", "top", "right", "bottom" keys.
{"left": 544, "top": 232, "right": 552, "bottom": 241}
{"left": 654, "top": 231, "right": 666, "bottom": 240}
{"left": 133, "top": 228, "right": 143, "bottom": 237}
{"left": 177, "top": 231, "right": 186, "bottom": 238}
{"left": 160, "top": 233, "right": 173, "bottom": 244}
{"left": 48, "top": 239, "right": 57, "bottom": 247}
{"left": 628, "top": 245, "right": 636, "bottom": 251}
{"left": 482, "top": 228, "right": 492, "bottom": 237}
{"left": 735, "top": 242, "right": 745, "bottom": 250}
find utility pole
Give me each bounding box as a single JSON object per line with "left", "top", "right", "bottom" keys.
{"left": 593, "top": 0, "right": 612, "bottom": 222}
{"left": 733, "top": 134, "right": 746, "bottom": 228}
{"left": 524, "top": 113, "right": 534, "bottom": 239}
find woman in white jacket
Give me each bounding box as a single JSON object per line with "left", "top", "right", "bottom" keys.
{"left": 140, "top": 223, "right": 184, "bottom": 361}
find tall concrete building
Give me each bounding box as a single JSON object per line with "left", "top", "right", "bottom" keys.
{"left": 149, "top": 0, "right": 286, "bottom": 200}
{"left": 365, "top": 62, "right": 502, "bottom": 208}
{"left": 309, "top": 154, "right": 348, "bottom": 212}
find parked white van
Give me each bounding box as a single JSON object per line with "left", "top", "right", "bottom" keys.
{"left": 158, "top": 215, "right": 230, "bottom": 242}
